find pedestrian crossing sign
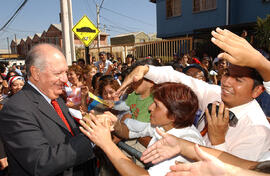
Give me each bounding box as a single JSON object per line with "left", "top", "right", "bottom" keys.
{"left": 72, "top": 15, "right": 100, "bottom": 47}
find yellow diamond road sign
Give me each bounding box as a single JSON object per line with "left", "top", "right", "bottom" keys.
{"left": 72, "top": 15, "right": 100, "bottom": 47}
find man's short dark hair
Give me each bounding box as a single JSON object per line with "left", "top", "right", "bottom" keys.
{"left": 227, "top": 64, "right": 263, "bottom": 89}
{"left": 131, "top": 58, "right": 161, "bottom": 71}
{"left": 183, "top": 64, "right": 207, "bottom": 78}
{"left": 77, "top": 58, "right": 85, "bottom": 64}
{"left": 99, "top": 51, "right": 106, "bottom": 56}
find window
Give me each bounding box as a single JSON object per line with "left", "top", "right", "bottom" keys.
{"left": 140, "top": 39, "right": 145, "bottom": 43}
{"left": 55, "top": 37, "right": 59, "bottom": 45}
{"left": 166, "top": 0, "right": 181, "bottom": 18}
{"left": 193, "top": 0, "right": 216, "bottom": 12}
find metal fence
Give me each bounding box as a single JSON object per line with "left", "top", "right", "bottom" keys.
{"left": 89, "top": 37, "right": 193, "bottom": 63}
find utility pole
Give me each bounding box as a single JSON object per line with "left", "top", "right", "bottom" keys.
{"left": 68, "top": 0, "right": 75, "bottom": 62}
{"left": 15, "top": 34, "right": 17, "bottom": 54}
{"left": 96, "top": 0, "right": 104, "bottom": 54}
{"left": 7, "top": 37, "right": 10, "bottom": 54}
{"left": 60, "top": 0, "right": 75, "bottom": 65}
{"left": 96, "top": 4, "right": 100, "bottom": 54}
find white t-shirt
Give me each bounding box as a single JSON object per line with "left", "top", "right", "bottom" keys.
{"left": 94, "top": 60, "right": 112, "bottom": 73}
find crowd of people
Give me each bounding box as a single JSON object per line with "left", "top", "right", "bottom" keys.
{"left": 0, "top": 28, "right": 269, "bottom": 176}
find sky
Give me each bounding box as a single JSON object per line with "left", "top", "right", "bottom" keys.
{"left": 0, "top": 0, "right": 156, "bottom": 50}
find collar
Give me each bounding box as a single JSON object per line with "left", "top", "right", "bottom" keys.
{"left": 27, "top": 81, "right": 51, "bottom": 104}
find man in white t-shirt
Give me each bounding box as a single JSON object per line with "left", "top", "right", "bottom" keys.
{"left": 94, "top": 51, "right": 113, "bottom": 74}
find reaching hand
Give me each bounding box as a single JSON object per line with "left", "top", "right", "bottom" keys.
{"left": 96, "top": 111, "right": 118, "bottom": 131}
{"left": 141, "top": 127, "right": 181, "bottom": 164}
{"left": 0, "top": 94, "right": 4, "bottom": 102}
{"left": 211, "top": 28, "right": 265, "bottom": 68}
{"left": 2, "top": 80, "right": 8, "bottom": 89}
{"left": 0, "top": 157, "right": 8, "bottom": 170}
{"left": 115, "top": 65, "right": 149, "bottom": 97}
{"left": 79, "top": 113, "right": 113, "bottom": 149}
{"left": 205, "top": 102, "right": 229, "bottom": 145}
{"left": 98, "top": 62, "right": 105, "bottom": 73}
{"left": 79, "top": 106, "right": 87, "bottom": 116}
{"left": 80, "top": 86, "right": 89, "bottom": 98}
{"left": 166, "top": 144, "right": 227, "bottom": 176}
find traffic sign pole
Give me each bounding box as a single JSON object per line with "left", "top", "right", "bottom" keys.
{"left": 85, "top": 46, "right": 90, "bottom": 65}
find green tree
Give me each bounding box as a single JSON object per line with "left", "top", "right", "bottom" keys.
{"left": 255, "top": 15, "right": 270, "bottom": 52}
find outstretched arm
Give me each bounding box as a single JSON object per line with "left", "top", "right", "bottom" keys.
{"left": 79, "top": 113, "right": 148, "bottom": 176}
{"left": 141, "top": 128, "right": 257, "bottom": 170}
{"left": 166, "top": 145, "right": 268, "bottom": 176}
{"left": 211, "top": 27, "right": 270, "bottom": 82}
{"left": 116, "top": 65, "right": 149, "bottom": 97}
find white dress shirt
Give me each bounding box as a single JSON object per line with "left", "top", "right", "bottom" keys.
{"left": 144, "top": 65, "right": 270, "bottom": 161}
{"left": 264, "top": 81, "right": 270, "bottom": 94}
{"left": 28, "top": 81, "right": 51, "bottom": 104}
{"left": 125, "top": 118, "right": 204, "bottom": 176}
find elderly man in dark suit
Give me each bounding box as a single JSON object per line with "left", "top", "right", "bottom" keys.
{"left": 0, "top": 44, "right": 94, "bottom": 176}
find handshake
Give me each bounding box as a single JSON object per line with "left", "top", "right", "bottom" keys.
{"left": 82, "top": 111, "right": 118, "bottom": 131}
{"left": 78, "top": 110, "right": 125, "bottom": 149}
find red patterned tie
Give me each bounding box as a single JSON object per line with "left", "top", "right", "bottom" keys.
{"left": 51, "top": 100, "right": 74, "bottom": 136}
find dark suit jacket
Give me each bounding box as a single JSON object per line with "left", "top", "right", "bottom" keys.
{"left": 0, "top": 138, "right": 6, "bottom": 159}
{"left": 0, "top": 83, "right": 94, "bottom": 176}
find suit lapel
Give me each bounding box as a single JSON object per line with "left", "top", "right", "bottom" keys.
{"left": 38, "top": 100, "right": 71, "bottom": 133}
{"left": 23, "top": 83, "right": 73, "bottom": 134}
{"left": 58, "top": 98, "right": 80, "bottom": 135}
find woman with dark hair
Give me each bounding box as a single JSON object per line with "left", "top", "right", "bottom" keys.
{"left": 90, "top": 75, "right": 121, "bottom": 113}
{"left": 83, "top": 65, "right": 97, "bottom": 93}
{"left": 179, "top": 54, "right": 191, "bottom": 67}
{"left": 81, "top": 74, "right": 122, "bottom": 113}
{"left": 0, "top": 74, "right": 8, "bottom": 98}
{"left": 79, "top": 82, "right": 205, "bottom": 176}
{"left": 7, "top": 76, "right": 25, "bottom": 96}
{"left": 91, "top": 72, "right": 103, "bottom": 92}
{"left": 98, "top": 75, "right": 120, "bottom": 101}
{"left": 0, "top": 74, "right": 8, "bottom": 109}
{"left": 0, "top": 76, "right": 25, "bottom": 109}
{"left": 5, "top": 70, "right": 19, "bottom": 82}
{"left": 81, "top": 72, "right": 103, "bottom": 112}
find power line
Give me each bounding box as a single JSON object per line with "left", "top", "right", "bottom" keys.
{"left": 99, "top": 0, "right": 105, "bottom": 9}
{"left": 106, "top": 28, "right": 124, "bottom": 34}
{"left": 102, "top": 7, "right": 154, "bottom": 27}
{"left": 100, "top": 17, "right": 134, "bottom": 33}
{"left": 100, "top": 22, "right": 132, "bottom": 33}
{"left": 6, "top": 27, "right": 40, "bottom": 33}
{"left": 100, "top": 15, "right": 142, "bottom": 31}
{"left": 84, "top": 0, "right": 96, "bottom": 23}
{"left": 0, "top": 0, "right": 28, "bottom": 31}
